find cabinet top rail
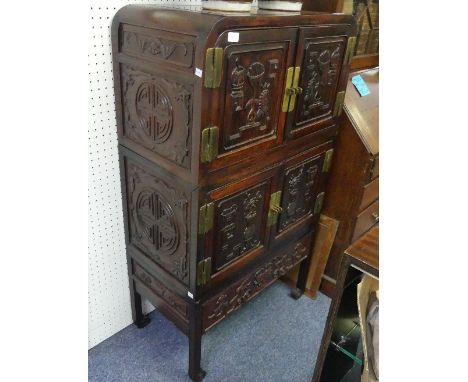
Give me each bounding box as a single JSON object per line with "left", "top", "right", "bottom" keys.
{"left": 113, "top": 5, "right": 356, "bottom": 37}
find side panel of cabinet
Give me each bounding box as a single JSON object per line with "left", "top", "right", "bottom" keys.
{"left": 202, "top": 28, "right": 297, "bottom": 171}
{"left": 199, "top": 166, "right": 281, "bottom": 287}
{"left": 122, "top": 153, "right": 193, "bottom": 287}
{"left": 285, "top": 26, "right": 352, "bottom": 140}
{"left": 119, "top": 63, "right": 194, "bottom": 170}
{"left": 112, "top": 23, "right": 198, "bottom": 184}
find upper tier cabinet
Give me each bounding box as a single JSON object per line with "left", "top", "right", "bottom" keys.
{"left": 202, "top": 25, "right": 353, "bottom": 172}
{"left": 112, "top": 8, "right": 356, "bottom": 183}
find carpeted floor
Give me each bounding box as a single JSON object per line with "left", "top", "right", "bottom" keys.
{"left": 88, "top": 281, "right": 330, "bottom": 382}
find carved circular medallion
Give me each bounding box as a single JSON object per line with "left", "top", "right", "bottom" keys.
{"left": 247, "top": 62, "right": 265, "bottom": 80}
{"left": 135, "top": 82, "right": 173, "bottom": 143}
{"left": 134, "top": 189, "right": 179, "bottom": 256}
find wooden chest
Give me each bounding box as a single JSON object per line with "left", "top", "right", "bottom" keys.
{"left": 111, "top": 6, "right": 355, "bottom": 380}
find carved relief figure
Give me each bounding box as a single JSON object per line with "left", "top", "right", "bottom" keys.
{"left": 220, "top": 204, "right": 240, "bottom": 262}
{"left": 299, "top": 41, "right": 343, "bottom": 122}
{"left": 285, "top": 167, "right": 304, "bottom": 219}
{"left": 205, "top": 241, "right": 308, "bottom": 328}
{"left": 227, "top": 55, "right": 278, "bottom": 143}
{"left": 303, "top": 165, "right": 319, "bottom": 206}
{"left": 230, "top": 60, "right": 245, "bottom": 112}
{"left": 279, "top": 159, "right": 321, "bottom": 231}
{"left": 215, "top": 184, "right": 266, "bottom": 270}
{"left": 242, "top": 189, "right": 263, "bottom": 252}
{"left": 121, "top": 28, "right": 194, "bottom": 68}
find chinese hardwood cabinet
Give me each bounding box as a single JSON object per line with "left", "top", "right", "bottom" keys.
{"left": 111, "top": 6, "right": 355, "bottom": 381}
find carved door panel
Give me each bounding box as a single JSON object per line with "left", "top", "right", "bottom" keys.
{"left": 285, "top": 27, "right": 350, "bottom": 140}
{"left": 204, "top": 28, "right": 297, "bottom": 170}
{"left": 201, "top": 167, "right": 280, "bottom": 281}
{"left": 272, "top": 149, "right": 326, "bottom": 243}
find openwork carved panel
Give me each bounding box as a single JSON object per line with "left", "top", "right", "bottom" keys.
{"left": 121, "top": 64, "right": 192, "bottom": 169}
{"left": 120, "top": 24, "right": 194, "bottom": 69}
{"left": 213, "top": 182, "right": 268, "bottom": 272}
{"left": 294, "top": 39, "right": 345, "bottom": 127}
{"left": 278, "top": 156, "right": 323, "bottom": 232}
{"left": 203, "top": 238, "right": 310, "bottom": 330}
{"left": 126, "top": 160, "right": 189, "bottom": 284}
{"left": 221, "top": 44, "right": 287, "bottom": 152}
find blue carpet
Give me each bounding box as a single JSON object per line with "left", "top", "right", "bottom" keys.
{"left": 89, "top": 281, "right": 331, "bottom": 382}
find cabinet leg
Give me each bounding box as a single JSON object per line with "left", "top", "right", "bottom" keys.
{"left": 188, "top": 301, "right": 206, "bottom": 381}
{"left": 291, "top": 256, "right": 313, "bottom": 300}
{"left": 132, "top": 286, "right": 151, "bottom": 329}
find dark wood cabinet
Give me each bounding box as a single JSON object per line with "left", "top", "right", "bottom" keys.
{"left": 112, "top": 6, "right": 355, "bottom": 381}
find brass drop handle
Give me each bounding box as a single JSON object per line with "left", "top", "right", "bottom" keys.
{"left": 372, "top": 212, "right": 379, "bottom": 222}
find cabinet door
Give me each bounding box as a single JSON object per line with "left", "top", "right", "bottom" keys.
{"left": 285, "top": 27, "right": 351, "bottom": 140}
{"left": 271, "top": 147, "right": 327, "bottom": 244}
{"left": 202, "top": 28, "right": 297, "bottom": 170}
{"left": 199, "top": 167, "right": 280, "bottom": 286}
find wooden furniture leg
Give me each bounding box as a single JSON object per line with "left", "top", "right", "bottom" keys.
{"left": 291, "top": 255, "right": 312, "bottom": 299}
{"left": 291, "top": 230, "right": 318, "bottom": 299}
{"left": 132, "top": 284, "right": 151, "bottom": 329}
{"left": 189, "top": 301, "right": 206, "bottom": 381}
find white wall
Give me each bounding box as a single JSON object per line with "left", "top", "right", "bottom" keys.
{"left": 88, "top": 0, "right": 201, "bottom": 349}
{"left": 87, "top": 0, "right": 262, "bottom": 350}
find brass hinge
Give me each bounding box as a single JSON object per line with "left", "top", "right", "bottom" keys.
{"left": 333, "top": 91, "right": 345, "bottom": 118}
{"left": 344, "top": 37, "right": 357, "bottom": 65}
{"left": 204, "top": 47, "right": 223, "bottom": 88}
{"left": 196, "top": 258, "right": 212, "bottom": 286}
{"left": 267, "top": 191, "right": 283, "bottom": 227}
{"left": 282, "top": 66, "right": 302, "bottom": 113}
{"left": 314, "top": 192, "right": 325, "bottom": 216}
{"left": 322, "top": 149, "right": 334, "bottom": 172}
{"left": 198, "top": 202, "right": 214, "bottom": 234}
{"left": 200, "top": 126, "right": 219, "bottom": 163}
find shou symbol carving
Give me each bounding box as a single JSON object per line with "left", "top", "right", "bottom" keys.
{"left": 121, "top": 65, "right": 192, "bottom": 169}
{"left": 299, "top": 41, "right": 343, "bottom": 122}
{"left": 279, "top": 158, "right": 321, "bottom": 231}
{"left": 128, "top": 162, "right": 189, "bottom": 284}
{"left": 134, "top": 188, "right": 179, "bottom": 256}
{"left": 215, "top": 183, "right": 266, "bottom": 270}
{"left": 136, "top": 82, "right": 173, "bottom": 144}
{"left": 205, "top": 241, "right": 308, "bottom": 329}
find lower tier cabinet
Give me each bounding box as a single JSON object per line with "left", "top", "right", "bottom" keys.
{"left": 119, "top": 144, "right": 330, "bottom": 381}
